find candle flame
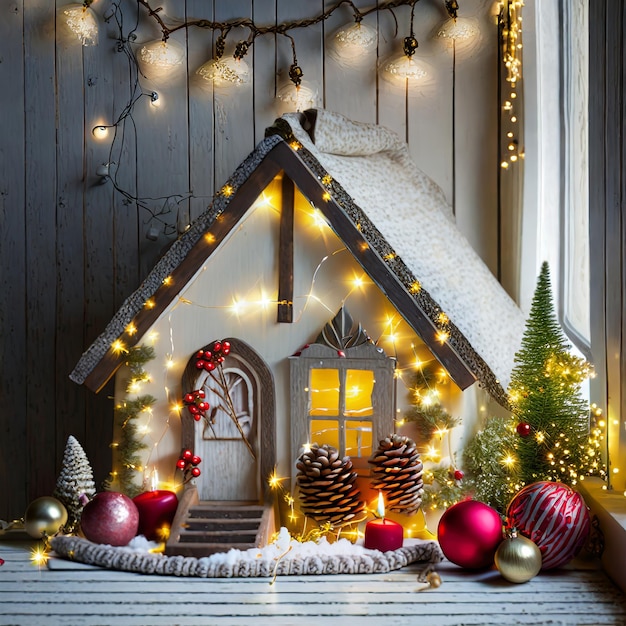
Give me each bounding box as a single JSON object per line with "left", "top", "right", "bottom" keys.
{"left": 377, "top": 491, "right": 385, "bottom": 520}
{"left": 151, "top": 468, "right": 159, "bottom": 491}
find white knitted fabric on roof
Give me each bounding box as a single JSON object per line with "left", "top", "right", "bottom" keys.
{"left": 283, "top": 109, "right": 526, "bottom": 390}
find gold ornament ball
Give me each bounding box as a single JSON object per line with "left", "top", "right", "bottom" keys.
{"left": 426, "top": 571, "right": 442, "bottom": 588}
{"left": 495, "top": 533, "right": 542, "bottom": 583}
{"left": 24, "top": 496, "right": 68, "bottom": 538}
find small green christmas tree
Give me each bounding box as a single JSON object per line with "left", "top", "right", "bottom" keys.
{"left": 508, "top": 261, "right": 592, "bottom": 487}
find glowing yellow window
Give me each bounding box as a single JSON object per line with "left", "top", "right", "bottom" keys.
{"left": 310, "top": 419, "right": 339, "bottom": 450}
{"left": 344, "top": 369, "right": 374, "bottom": 416}
{"left": 309, "top": 369, "right": 339, "bottom": 416}
{"left": 345, "top": 420, "right": 373, "bottom": 457}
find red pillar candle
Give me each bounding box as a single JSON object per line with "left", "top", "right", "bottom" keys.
{"left": 364, "top": 492, "right": 403, "bottom": 552}
{"left": 132, "top": 490, "right": 178, "bottom": 541}
{"left": 364, "top": 517, "right": 404, "bottom": 552}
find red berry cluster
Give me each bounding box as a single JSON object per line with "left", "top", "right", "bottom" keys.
{"left": 176, "top": 449, "right": 202, "bottom": 482}
{"left": 183, "top": 389, "right": 209, "bottom": 422}
{"left": 195, "top": 340, "right": 231, "bottom": 372}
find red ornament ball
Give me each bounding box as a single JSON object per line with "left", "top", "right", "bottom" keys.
{"left": 192, "top": 455, "right": 202, "bottom": 465}
{"left": 191, "top": 467, "right": 201, "bottom": 477}
{"left": 176, "top": 459, "right": 186, "bottom": 470}
{"left": 80, "top": 492, "right": 139, "bottom": 546}
{"left": 453, "top": 469, "right": 465, "bottom": 481}
{"left": 516, "top": 422, "right": 532, "bottom": 437}
{"left": 507, "top": 481, "right": 590, "bottom": 570}
{"left": 438, "top": 500, "right": 504, "bottom": 569}
{"left": 182, "top": 449, "right": 193, "bottom": 460}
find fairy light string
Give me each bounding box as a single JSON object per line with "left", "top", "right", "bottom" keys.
{"left": 85, "top": 0, "right": 465, "bottom": 236}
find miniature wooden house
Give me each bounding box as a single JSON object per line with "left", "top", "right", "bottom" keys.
{"left": 70, "top": 108, "right": 526, "bottom": 553}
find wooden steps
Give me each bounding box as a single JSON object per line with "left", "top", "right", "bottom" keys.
{"left": 165, "top": 487, "right": 276, "bottom": 557}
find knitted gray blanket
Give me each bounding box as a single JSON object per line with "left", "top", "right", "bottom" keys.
{"left": 51, "top": 535, "right": 442, "bottom": 578}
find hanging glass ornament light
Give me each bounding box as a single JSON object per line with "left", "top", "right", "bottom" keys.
{"left": 437, "top": 17, "right": 481, "bottom": 56}
{"left": 60, "top": 3, "right": 99, "bottom": 46}
{"left": 381, "top": 55, "right": 431, "bottom": 85}
{"left": 334, "top": 21, "right": 377, "bottom": 59}
{"left": 276, "top": 82, "right": 318, "bottom": 112}
{"left": 136, "top": 39, "right": 186, "bottom": 82}
{"left": 197, "top": 57, "right": 251, "bottom": 86}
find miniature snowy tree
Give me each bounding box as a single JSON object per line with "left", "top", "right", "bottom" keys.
{"left": 53, "top": 435, "right": 96, "bottom": 531}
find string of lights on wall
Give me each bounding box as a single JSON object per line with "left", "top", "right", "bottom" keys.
{"left": 59, "top": 0, "right": 483, "bottom": 237}
{"left": 499, "top": 0, "right": 523, "bottom": 170}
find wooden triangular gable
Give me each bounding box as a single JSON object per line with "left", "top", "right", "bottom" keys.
{"left": 71, "top": 123, "right": 507, "bottom": 406}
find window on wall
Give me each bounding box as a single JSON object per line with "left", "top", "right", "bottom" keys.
{"left": 289, "top": 341, "right": 395, "bottom": 476}
{"left": 308, "top": 368, "right": 374, "bottom": 458}
{"left": 521, "top": 0, "right": 590, "bottom": 355}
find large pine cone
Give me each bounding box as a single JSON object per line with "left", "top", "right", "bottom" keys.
{"left": 369, "top": 434, "right": 424, "bottom": 515}
{"left": 296, "top": 443, "right": 366, "bottom": 528}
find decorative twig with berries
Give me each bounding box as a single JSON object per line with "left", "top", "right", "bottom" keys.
{"left": 183, "top": 389, "right": 210, "bottom": 422}
{"left": 176, "top": 449, "right": 202, "bottom": 484}
{"left": 182, "top": 340, "right": 256, "bottom": 460}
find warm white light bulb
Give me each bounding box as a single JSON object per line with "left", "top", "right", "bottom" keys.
{"left": 92, "top": 125, "right": 108, "bottom": 139}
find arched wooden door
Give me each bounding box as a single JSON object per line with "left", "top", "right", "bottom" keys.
{"left": 181, "top": 338, "right": 276, "bottom": 503}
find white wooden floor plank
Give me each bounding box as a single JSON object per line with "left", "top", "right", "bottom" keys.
{"left": 1, "top": 600, "right": 624, "bottom": 617}
{"left": 0, "top": 616, "right": 615, "bottom": 626}
{"left": 1, "top": 576, "right": 617, "bottom": 595}
{"left": 0, "top": 589, "right": 623, "bottom": 606}
{"left": 0, "top": 563, "right": 606, "bottom": 588}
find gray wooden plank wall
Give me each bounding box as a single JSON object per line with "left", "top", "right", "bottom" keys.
{"left": 1, "top": 0, "right": 501, "bottom": 522}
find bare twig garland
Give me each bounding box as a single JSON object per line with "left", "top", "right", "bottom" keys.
{"left": 138, "top": 0, "right": 424, "bottom": 41}
{"left": 135, "top": 0, "right": 459, "bottom": 85}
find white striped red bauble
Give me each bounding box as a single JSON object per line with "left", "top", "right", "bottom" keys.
{"left": 506, "top": 481, "right": 590, "bottom": 570}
